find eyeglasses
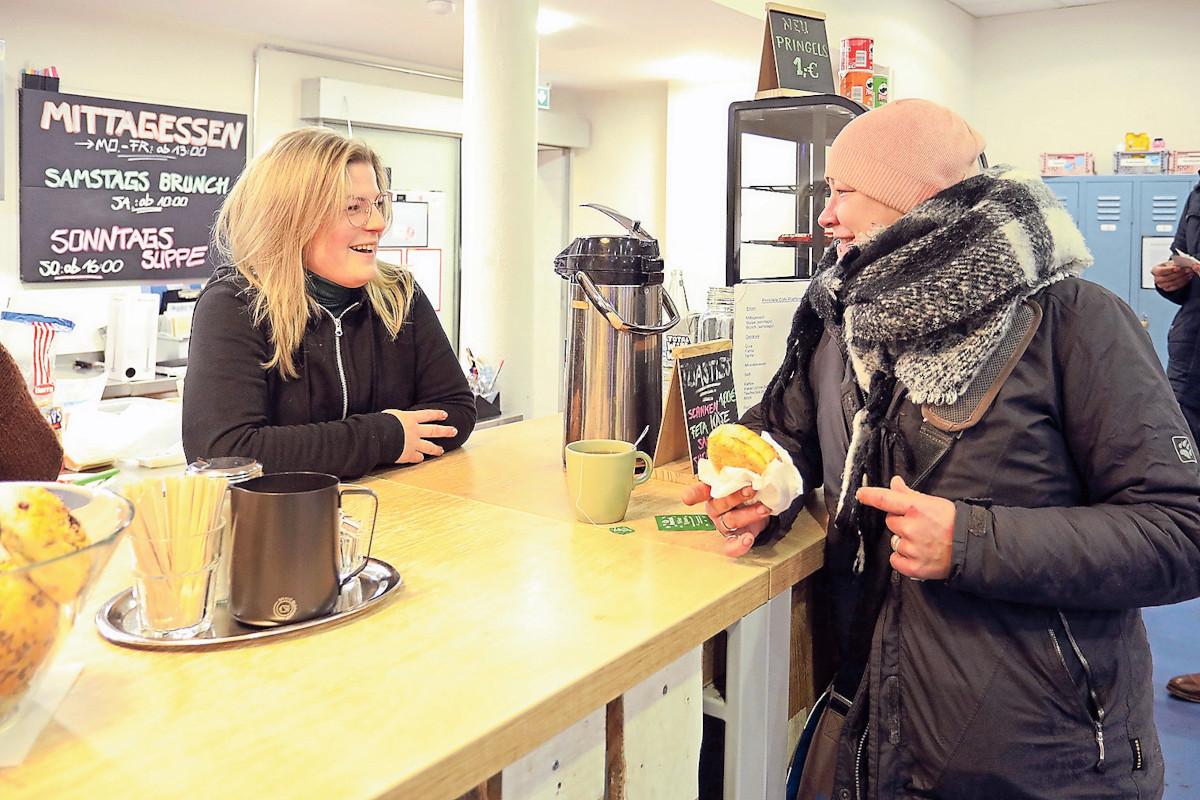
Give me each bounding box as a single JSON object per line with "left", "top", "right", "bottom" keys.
{"left": 345, "top": 193, "right": 390, "bottom": 228}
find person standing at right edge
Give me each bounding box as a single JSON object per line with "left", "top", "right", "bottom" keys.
{"left": 1151, "top": 173, "right": 1200, "bottom": 705}
{"left": 1151, "top": 173, "right": 1200, "bottom": 438}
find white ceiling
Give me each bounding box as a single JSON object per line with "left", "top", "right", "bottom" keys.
{"left": 945, "top": 0, "right": 1123, "bottom": 17}
{"left": 32, "top": 0, "right": 1128, "bottom": 89}
{"left": 42, "top": 0, "right": 764, "bottom": 91}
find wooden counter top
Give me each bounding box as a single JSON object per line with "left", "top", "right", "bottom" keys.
{"left": 2, "top": 481, "right": 768, "bottom": 799}
{"left": 378, "top": 415, "right": 825, "bottom": 597}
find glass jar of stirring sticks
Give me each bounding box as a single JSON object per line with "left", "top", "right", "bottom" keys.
{"left": 124, "top": 475, "right": 229, "bottom": 639}
{"left": 186, "top": 457, "right": 263, "bottom": 604}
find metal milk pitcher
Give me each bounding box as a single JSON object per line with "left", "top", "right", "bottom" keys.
{"left": 555, "top": 204, "right": 680, "bottom": 460}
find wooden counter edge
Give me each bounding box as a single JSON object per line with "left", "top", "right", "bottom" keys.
{"left": 374, "top": 575, "right": 768, "bottom": 800}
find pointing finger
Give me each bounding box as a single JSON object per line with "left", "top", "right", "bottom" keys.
{"left": 856, "top": 486, "right": 916, "bottom": 515}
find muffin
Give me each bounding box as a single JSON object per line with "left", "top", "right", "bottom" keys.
{"left": 706, "top": 424, "right": 779, "bottom": 474}
{"left": 0, "top": 486, "right": 90, "bottom": 605}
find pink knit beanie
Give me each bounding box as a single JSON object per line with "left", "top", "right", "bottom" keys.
{"left": 826, "top": 99, "right": 986, "bottom": 213}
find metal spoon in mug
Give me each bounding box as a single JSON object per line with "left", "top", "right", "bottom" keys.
{"left": 631, "top": 425, "right": 650, "bottom": 450}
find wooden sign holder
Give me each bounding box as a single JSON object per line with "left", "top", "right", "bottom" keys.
{"left": 755, "top": 3, "right": 828, "bottom": 100}
{"left": 653, "top": 339, "right": 733, "bottom": 486}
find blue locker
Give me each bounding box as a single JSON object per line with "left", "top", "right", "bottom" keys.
{"left": 1044, "top": 174, "right": 1199, "bottom": 368}
{"left": 1046, "top": 181, "right": 1080, "bottom": 227}
{"left": 1134, "top": 178, "right": 1194, "bottom": 365}
{"left": 1081, "top": 181, "right": 1134, "bottom": 303}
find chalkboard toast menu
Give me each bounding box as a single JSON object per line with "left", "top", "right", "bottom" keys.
{"left": 654, "top": 339, "right": 738, "bottom": 482}
{"left": 19, "top": 89, "right": 247, "bottom": 284}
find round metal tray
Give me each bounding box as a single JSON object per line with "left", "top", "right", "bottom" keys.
{"left": 96, "top": 557, "right": 402, "bottom": 650}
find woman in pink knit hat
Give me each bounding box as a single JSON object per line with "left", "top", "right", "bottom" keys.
{"left": 687, "top": 99, "right": 1200, "bottom": 798}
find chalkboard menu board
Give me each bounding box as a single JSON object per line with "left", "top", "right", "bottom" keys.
{"left": 18, "top": 89, "right": 246, "bottom": 284}
{"left": 655, "top": 340, "right": 738, "bottom": 475}
{"left": 756, "top": 3, "right": 834, "bottom": 97}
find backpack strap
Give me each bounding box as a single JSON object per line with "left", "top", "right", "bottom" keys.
{"left": 907, "top": 299, "right": 1042, "bottom": 487}
{"left": 920, "top": 300, "right": 1042, "bottom": 434}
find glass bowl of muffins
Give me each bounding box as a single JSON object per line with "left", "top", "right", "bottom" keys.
{"left": 0, "top": 482, "right": 133, "bottom": 731}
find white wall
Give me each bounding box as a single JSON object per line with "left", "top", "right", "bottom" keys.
{"left": 973, "top": 0, "right": 1200, "bottom": 174}
{"left": 1, "top": 4, "right": 465, "bottom": 353}
{"left": 664, "top": 79, "right": 754, "bottom": 311}
{"left": 552, "top": 84, "right": 669, "bottom": 244}
{"left": 533, "top": 148, "right": 571, "bottom": 417}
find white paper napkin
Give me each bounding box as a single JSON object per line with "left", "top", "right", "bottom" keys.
{"left": 696, "top": 432, "right": 803, "bottom": 514}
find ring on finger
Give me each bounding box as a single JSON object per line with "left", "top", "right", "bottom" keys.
{"left": 720, "top": 511, "right": 739, "bottom": 538}
{"left": 890, "top": 534, "right": 901, "bottom": 551}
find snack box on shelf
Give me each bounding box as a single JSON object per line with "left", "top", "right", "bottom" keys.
{"left": 1124, "top": 132, "right": 1152, "bottom": 152}
{"left": 1114, "top": 151, "right": 1167, "bottom": 175}
{"left": 1168, "top": 150, "right": 1200, "bottom": 175}
{"left": 1040, "top": 152, "right": 1094, "bottom": 176}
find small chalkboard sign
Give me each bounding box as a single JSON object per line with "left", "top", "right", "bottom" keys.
{"left": 755, "top": 3, "right": 834, "bottom": 99}
{"left": 654, "top": 339, "right": 738, "bottom": 479}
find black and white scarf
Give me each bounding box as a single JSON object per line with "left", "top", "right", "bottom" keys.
{"left": 762, "top": 167, "right": 1092, "bottom": 575}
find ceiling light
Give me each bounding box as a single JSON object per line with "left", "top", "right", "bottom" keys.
{"left": 426, "top": 0, "right": 455, "bottom": 15}
{"left": 536, "top": 8, "right": 577, "bottom": 35}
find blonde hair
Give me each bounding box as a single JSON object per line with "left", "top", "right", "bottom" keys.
{"left": 213, "top": 127, "right": 414, "bottom": 379}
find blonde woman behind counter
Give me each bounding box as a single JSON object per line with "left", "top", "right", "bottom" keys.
{"left": 183, "top": 128, "right": 475, "bottom": 479}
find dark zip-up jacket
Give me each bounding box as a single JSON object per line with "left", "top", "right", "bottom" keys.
{"left": 183, "top": 271, "right": 475, "bottom": 478}
{"left": 1157, "top": 175, "right": 1200, "bottom": 438}
{"left": 746, "top": 278, "right": 1200, "bottom": 798}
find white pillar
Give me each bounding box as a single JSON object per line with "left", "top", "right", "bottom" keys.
{"left": 461, "top": 0, "right": 538, "bottom": 420}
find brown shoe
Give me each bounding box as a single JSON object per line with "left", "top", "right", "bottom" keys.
{"left": 1166, "top": 673, "right": 1200, "bottom": 703}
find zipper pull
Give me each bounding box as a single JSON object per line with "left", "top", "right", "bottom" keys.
{"left": 333, "top": 318, "right": 343, "bottom": 337}
{"left": 1094, "top": 722, "right": 1106, "bottom": 772}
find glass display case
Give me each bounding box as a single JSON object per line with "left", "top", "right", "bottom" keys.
{"left": 726, "top": 95, "right": 866, "bottom": 284}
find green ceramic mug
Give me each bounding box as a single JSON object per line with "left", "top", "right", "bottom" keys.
{"left": 564, "top": 439, "right": 655, "bottom": 524}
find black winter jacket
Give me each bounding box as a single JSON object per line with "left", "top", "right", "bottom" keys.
{"left": 183, "top": 272, "right": 475, "bottom": 478}
{"left": 746, "top": 278, "right": 1200, "bottom": 799}
{"left": 1157, "top": 176, "right": 1200, "bottom": 438}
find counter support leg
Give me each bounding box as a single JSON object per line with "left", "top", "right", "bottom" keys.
{"left": 722, "top": 590, "right": 791, "bottom": 799}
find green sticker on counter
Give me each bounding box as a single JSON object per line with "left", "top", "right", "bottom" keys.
{"left": 609, "top": 525, "right": 635, "bottom": 535}
{"left": 655, "top": 514, "right": 716, "bottom": 531}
